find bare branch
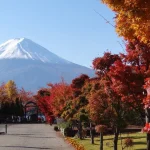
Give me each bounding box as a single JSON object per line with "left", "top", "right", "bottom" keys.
{"left": 93, "top": 9, "right": 115, "bottom": 28}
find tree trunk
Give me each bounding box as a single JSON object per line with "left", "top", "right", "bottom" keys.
{"left": 146, "top": 108, "right": 150, "bottom": 150}
{"left": 90, "top": 122, "right": 94, "bottom": 144}
{"left": 100, "top": 132, "right": 103, "bottom": 150}
{"left": 79, "top": 121, "right": 82, "bottom": 140}
{"left": 147, "top": 134, "right": 150, "bottom": 150}
{"left": 114, "top": 127, "right": 119, "bottom": 150}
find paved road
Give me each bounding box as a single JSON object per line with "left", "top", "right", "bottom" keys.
{"left": 0, "top": 124, "right": 74, "bottom": 150}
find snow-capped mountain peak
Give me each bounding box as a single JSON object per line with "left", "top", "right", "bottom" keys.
{"left": 0, "top": 38, "right": 95, "bottom": 91}
{"left": 0, "top": 38, "right": 70, "bottom": 64}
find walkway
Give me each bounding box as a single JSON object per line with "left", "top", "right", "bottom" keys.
{"left": 0, "top": 124, "right": 74, "bottom": 150}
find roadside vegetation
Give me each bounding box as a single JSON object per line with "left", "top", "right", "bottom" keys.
{"left": 73, "top": 132, "right": 146, "bottom": 150}
{"left": 1, "top": 0, "right": 150, "bottom": 150}
{"left": 35, "top": 1, "right": 150, "bottom": 150}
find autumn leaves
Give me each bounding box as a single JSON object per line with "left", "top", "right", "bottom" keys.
{"left": 101, "top": 0, "right": 150, "bottom": 45}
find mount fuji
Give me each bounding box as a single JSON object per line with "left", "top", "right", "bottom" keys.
{"left": 0, "top": 38, "right": 94, "bottom": 91}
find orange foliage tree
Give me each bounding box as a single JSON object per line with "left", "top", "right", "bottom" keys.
{"left": 0, "top": 83, "right": 7, "bottom": 104}
{"left": 60, "top": 74, "right": 90, "bottom": 140}
{"left": 19, "top": 88, "right": 34, "bottom": 104}
{"left": 91, "top": 51, "right": 146, "bottom": 150}
{"left": 0, "top": 82, "right": 33, "bottom": 118}
{"left": 35, "top": 88, "right": 53, "bottom": 123}
{"left": 101, "top": 0, "right": 150, "bottom": 44}
{"left": 48, "top": 81, "right": 73, "bottom": 118}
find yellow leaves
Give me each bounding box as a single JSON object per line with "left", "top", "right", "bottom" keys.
{"left": 101, "top": 0, "right": 124, "bottom": 12}
{"left": 0, "top": 80, "right": 18, "bottom": 104}
{"left": 5, "top": 80, "right": 18, "bottom": 102}
{"left": 131, "top": 24, "right": 139, "bottom": 30}
{"left": 0, "top": 83, "right": 7, "bottom": 103}
{"left": 101, "top": 0, "right": 150, "bottom": 44}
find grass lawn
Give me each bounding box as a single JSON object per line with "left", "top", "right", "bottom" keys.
{"left": 73, "top": 132, "right": 147, "bottom": 150}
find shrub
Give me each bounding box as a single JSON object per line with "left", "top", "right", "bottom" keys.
{"left": 54, "top": 126, "right": 59, "bottom": 131}
{"left": 124, "top": 137, "right": 133, "bottom": 148}
{"left": 58, "top": 121, "right": 72, "bottom": 129}
{"left": 64, "top": 127, "right": 75, "bottom": 137}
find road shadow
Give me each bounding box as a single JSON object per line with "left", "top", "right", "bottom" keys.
{"left": 0, "top": 146, "right": 52, "bottom": 149}
{"left": 8, "top": 133, "right": 35, "bottom": 136}
{"left": 18, "top": 135, "right": 55, "bottom": 139}
{"left": 7, "top": 133, "right": 55, "bottom": 139}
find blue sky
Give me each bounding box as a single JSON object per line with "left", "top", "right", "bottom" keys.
{"left": 0, "top": 0, "right": 123, "bottom": 68}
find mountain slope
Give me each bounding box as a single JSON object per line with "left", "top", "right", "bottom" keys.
{"left": 0, "top": 38, "right": 95, "bottom": 91}
{"left": 0, "top": 38, "right": 71, "bottom": 64}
